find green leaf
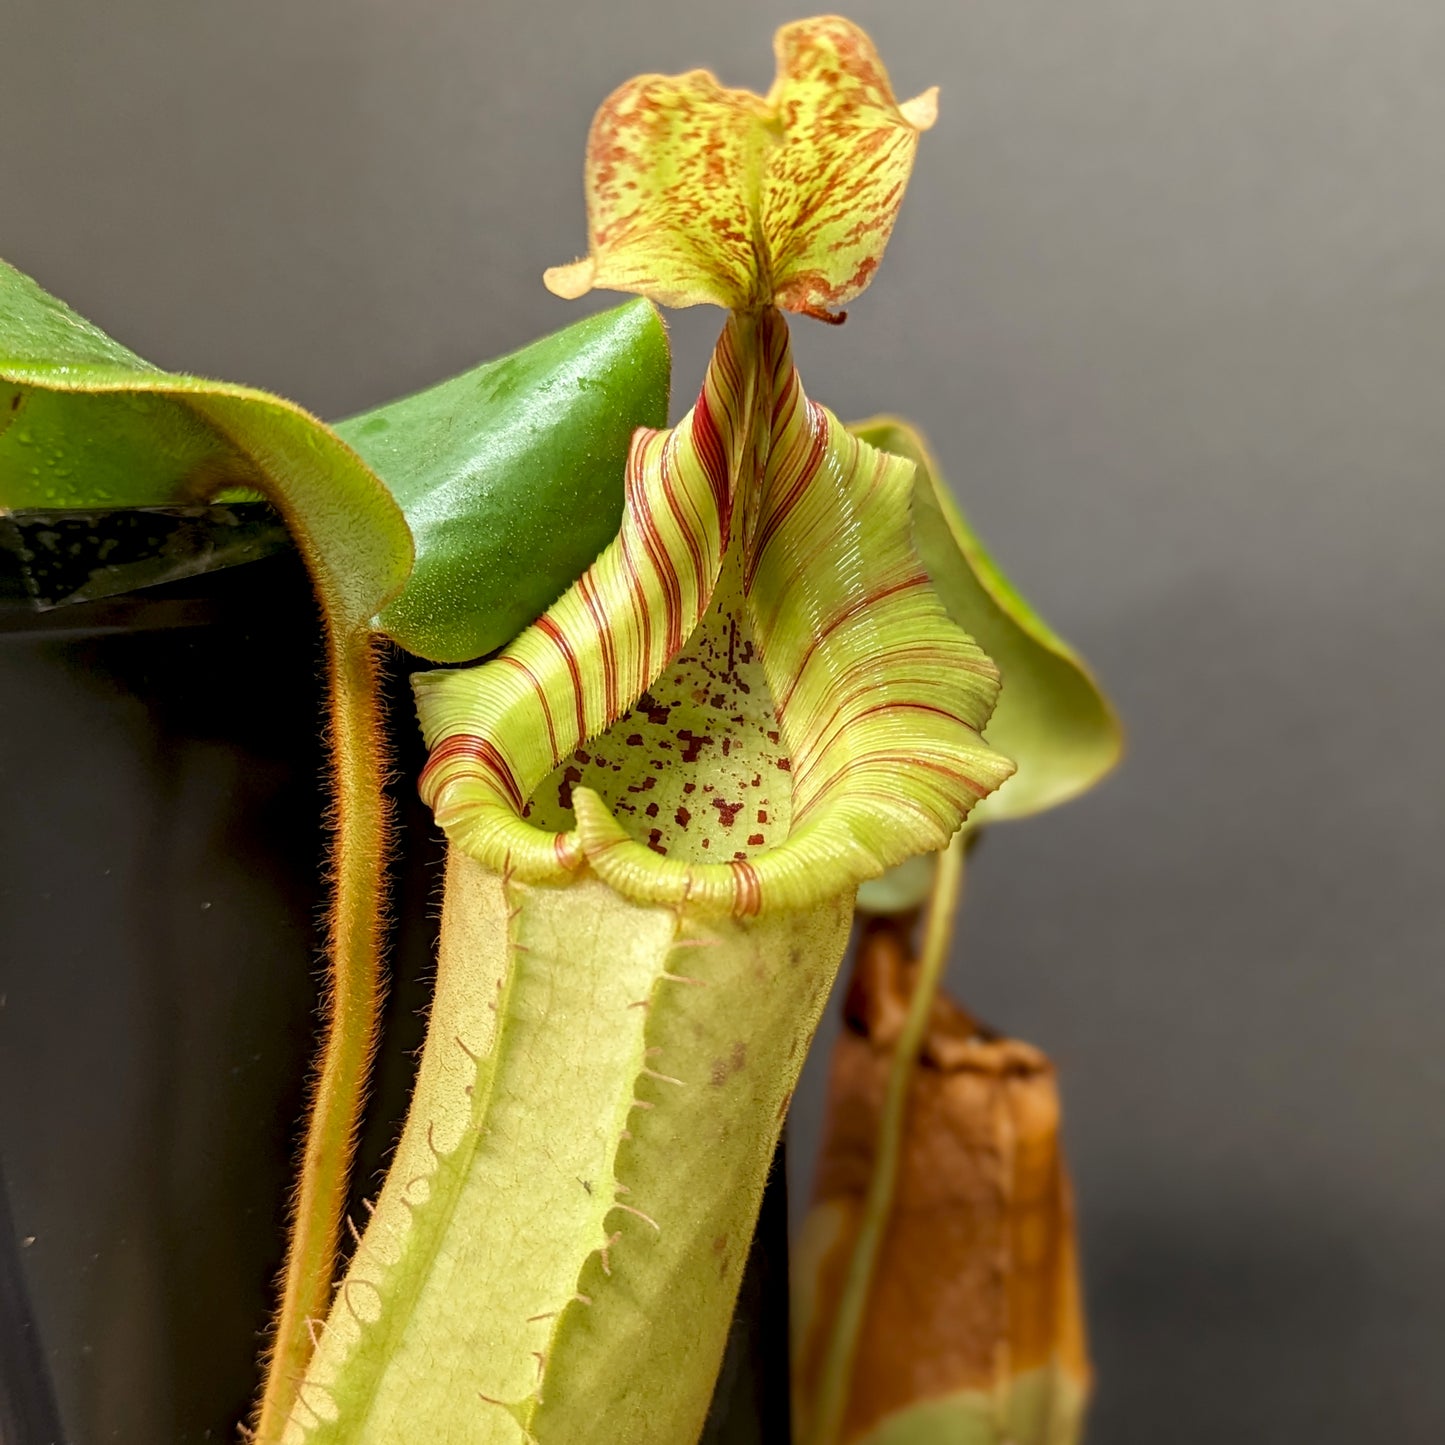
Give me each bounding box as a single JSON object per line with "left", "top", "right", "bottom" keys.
{"left": 0, "top": 259, "right": 672, "bottom": 658}
{"left": 850, "top": 417, "right": 1121, "bottom": 828}
{"left": 334, "top": 299, "right": 670, "bottom": 662}
{"left": 0, "top": 258, "right": 411, "bottom": 633}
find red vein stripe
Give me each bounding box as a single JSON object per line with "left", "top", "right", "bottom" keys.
{"left": 497, "top": 655, "right": 559, "bottom": 761}
{"left": 535, "top": 614, "right": 588, "bottom": 744}
{"left": 733, "top": 310, "right": 1014, "bottom": 883}
{"left": 692, "top": 385, "right": 733, "bottom": 549}
{"left": 729, "top": 860, "right": 762, "bottom": 918}
{"left": 624, "top": 436, "right": 670, "bottom": 662}
{"left": 423, "top": 736, "right": 525, "bottom": 815}
{"left": 772, "top": 573, "right": 929, "bottom": 714}
{"left": 743, "top": 359, "right": 824, "bottom": 589}
{"left": 577, "top": 569, "right": 619, "bottom": 723}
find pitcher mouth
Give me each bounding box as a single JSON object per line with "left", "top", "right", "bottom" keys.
{"left": 416, "top": 310, "right": 1011, "bottom": 917}
{"left": 417, "top": 19, "right": 1013, "bottom": 917}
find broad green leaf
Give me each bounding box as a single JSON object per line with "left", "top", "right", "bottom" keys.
{"left": 853, "top": 418, "right": 1121, "bottom": 828}
{"left": 0, "top": 260, "right": 420, "bottom": 1438}
{"left": 414, "top": 309, "right": 1012, "bottom": 916}
{"left": 0, "top": 259, "right": 415, "bottom": 1441}
{"left": 334, "top": 299, "right": 669, "bottom": 662}
{"left": 545, "top": 17, "right": 937, "bottom": 320}
{"left": 1, "top": 259, "right": 671, "bottom": 659}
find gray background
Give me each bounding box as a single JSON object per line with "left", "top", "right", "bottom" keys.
{"left": 3, "top": 0, "right": 1444, "bottom": 1440}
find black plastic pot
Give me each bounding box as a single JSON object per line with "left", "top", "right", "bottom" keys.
{"left": 0, "top": 543, "right": 789, "bottom": 1444}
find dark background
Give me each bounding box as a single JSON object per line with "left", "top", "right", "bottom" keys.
{"left": 3, "top": 1, "right": 1443, "bottom": 1441}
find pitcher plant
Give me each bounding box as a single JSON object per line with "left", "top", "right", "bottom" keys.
{"left": 277, "top": 16, "right": 1017, "bottom": 1444}
{"left": 0, "top": 16, "right": 1122, "bottom": 1445}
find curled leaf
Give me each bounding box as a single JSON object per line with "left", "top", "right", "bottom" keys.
{"left": 793, "top": 916, "right": 1091, "bottom": 1445}
{"left": 0, "top": 258, "right": 411, "bottom": 632}
{"left": 544, "top": 16, "right": 936, "bottom": 320}
{"left": 415, "top": 311, "right": 1013, "bottom": 916}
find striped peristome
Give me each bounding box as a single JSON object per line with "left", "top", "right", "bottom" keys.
{"left": 415, "top": 307, "right": 1012, "bottom": 916}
